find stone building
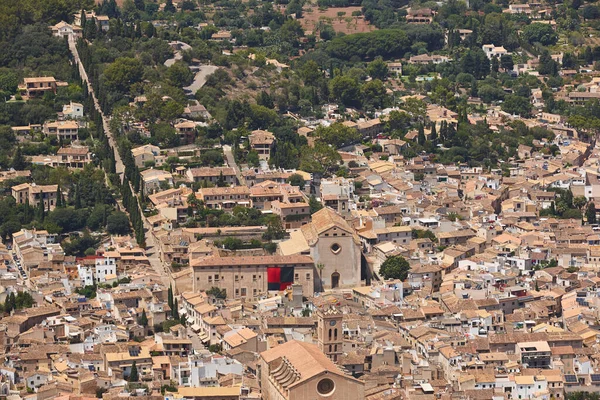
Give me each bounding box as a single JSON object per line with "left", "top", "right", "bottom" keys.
{"left": 191, "top": 254, "right": 315, "bottom": 299}
{"left": 259, "top": 340, "right": 365, "bottom": 400}
{"left": 279, "top": 207, "right": 362, "bottom": 289}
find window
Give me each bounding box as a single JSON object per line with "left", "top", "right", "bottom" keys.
{"left": 253, "top": 275, "right": 257, "bottom": 281}
{"left": 295, "top": 273, "right": 299, "bottom": 280}
{"left": 330, "top": 243, "right": 342, "bottom": 254}
{"left": 208, "top": 276, "right": 212, "bottom": 282}
{"left": 241, "top": 288, "right": 247, "bottom": 296}
{"left": 317, "top": 378, "right": 335, "bottom": 396}
{"left": 235, "top": 275, "right": 239, "bottom": 282}
{"left": 306, "top": 273, "right": 311, "bottom": 280}
{"left": 235, "top": 289, "right": 239, "bottom": 296}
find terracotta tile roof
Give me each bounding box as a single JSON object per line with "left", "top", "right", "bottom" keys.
{"left": 300, "top": 207, "right": 360, "bottom": 245}
{"left": 260, "top": 340, "right": 350, "bottom": 383}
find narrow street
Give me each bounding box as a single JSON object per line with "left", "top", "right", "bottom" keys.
{"left": 223, "top": 144, "right": 246, "bottom": 186}
{"left": 68, "top": 36, "right": 171, "bottom": 288}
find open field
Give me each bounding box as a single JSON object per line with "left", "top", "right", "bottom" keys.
{"left": 298, "top": 6, "right": 376, "bottom": 34}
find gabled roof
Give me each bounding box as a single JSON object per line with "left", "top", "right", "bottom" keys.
{"left": 260, "top": 340, "right": 357, "bottom": 386}
{"left": 300, "top": 207, "right": 360, "bottom": 245}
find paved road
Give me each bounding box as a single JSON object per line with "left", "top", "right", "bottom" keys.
{"left": 223, "top": 144, "right": 246, "bottom": 186}
{"left": 68, "top": 36, "right": 171, "bottom": 288}
{"left": 184, "top": 65, "right": 219, "bottom": 96}
{"left": 68, "top": 37, "right": 125, "bottom": 180}
{"left": 186, "top": 327, "right": 205, "bottom": 353}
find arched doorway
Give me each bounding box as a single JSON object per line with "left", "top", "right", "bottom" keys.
{"left": 331, "top": 272, "right": 340, "bottom": 289}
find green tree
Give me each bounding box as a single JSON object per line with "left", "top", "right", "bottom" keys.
{"left": 247, "top": 150, "right": 260, "bottom": 168}
{"left": 329, "top": 75, "right": 360, "bottom": 107}
{"left": 164, "top": 0, "right": 176, "bottom": 12}
{"left": 299, "top": 142, "right": 342, "bottom": 175}
{"left": 12, "top": 147, "right": 26, "bottom": 170}
{"left": 538, "top": 50, "right": 558, "bottom": 76}
{"left": 367, "top": 57, "right": 389, "bottom": 80}
{"left": 501, "top": 95, "right": 532, "bottom": 117}
{"left": 206, "top": 287, "right": 226, "bottom": 299}
{"left": 379, "top": 255, "right": 411, "bottom": 280}
{"left": 56, "top": 186, "right": 63, "bottom": 208}
{"left": 361, "top": 79, "right": 387, "bottom": 110}
{"left": 587, "top": 202, "right": 597, "bottom": 224}
{"left": 279, "top": 19, "right": 304, "bottom": 48}
{"left": 107, "top": 212, "right": 131, "bottom": 235}
{"left": 573, "top": 196, "right": 587, "bottom": 210}
{"left": 263, "top": 217, "right": 286, "bottom": 241}
{"left": 151, "top": 123, "right": 179, "bottom": 147}
{"left": 522, "top": 23, "right": 558, "bottom": 46}
{"left": 309, "top": 195, "right": 323, "bottom": 214}
{"left": 139, "top": 309, "right": 148, "bottom": 326}
{"left": 129, "top": 361, "right": 139, "bottom": 382}
{"left": 166, "top": 61, "right": 194, "bottom": 87}
{"left": 172, "top": 298, "right": 179, "bottom": 319}
{"left": 500, "top": 54, "right": 514, "bottom": 71}
{"left": 103, "top": 58, "right": 144, "bottom": 93}
{"left": 314, "top": 123, "right": 362, "bottom": 148}
{"left": 167, "top": 285, "right": 174, "bottom": 310}
{"left": 287, "top": 173, "right": 305, "bottom": 190}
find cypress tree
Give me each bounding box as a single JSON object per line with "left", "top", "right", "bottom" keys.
{"left": 168, "top": 285, "right": 174, "bottom": 310}
{"left": 139, "top": 309, "right": 148, "bottom": 326}
{"left": 74, "top": 185, "right": 82, "bottom": 209}
{"left": 4, "top": 295, "right": 12, "bottom": 314}
{"left": 56, "top": 186, "right": 63, "bottom": 208}
{"left": 430, "top": 123, "right": 437, "bottom": 142}
{"left": 129, "top": 361, "right": 139, "bottom": 382}
{"left": 9, "top": 292, "right": 16, "bottom": 311}
{"left": 417, "top": 124, "right": 426, "bottom": 145}
{"left": 173, "top": 298, "right": 179, "bottom": 319}
{"left": 587, "top": 202, "right": 597, "bottom": 224}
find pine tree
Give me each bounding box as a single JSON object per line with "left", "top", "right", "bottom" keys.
{"left": 12, "top": 147, "right": 26, "bottom": 170}
{"left": 164, "top": 0, "right": 176, "bottom": 12}
{"left": 134, "top": 0, "right": 145, "bottom": 11}
{"left": 129, "top": 361, "right": 139, "bottom": 382}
